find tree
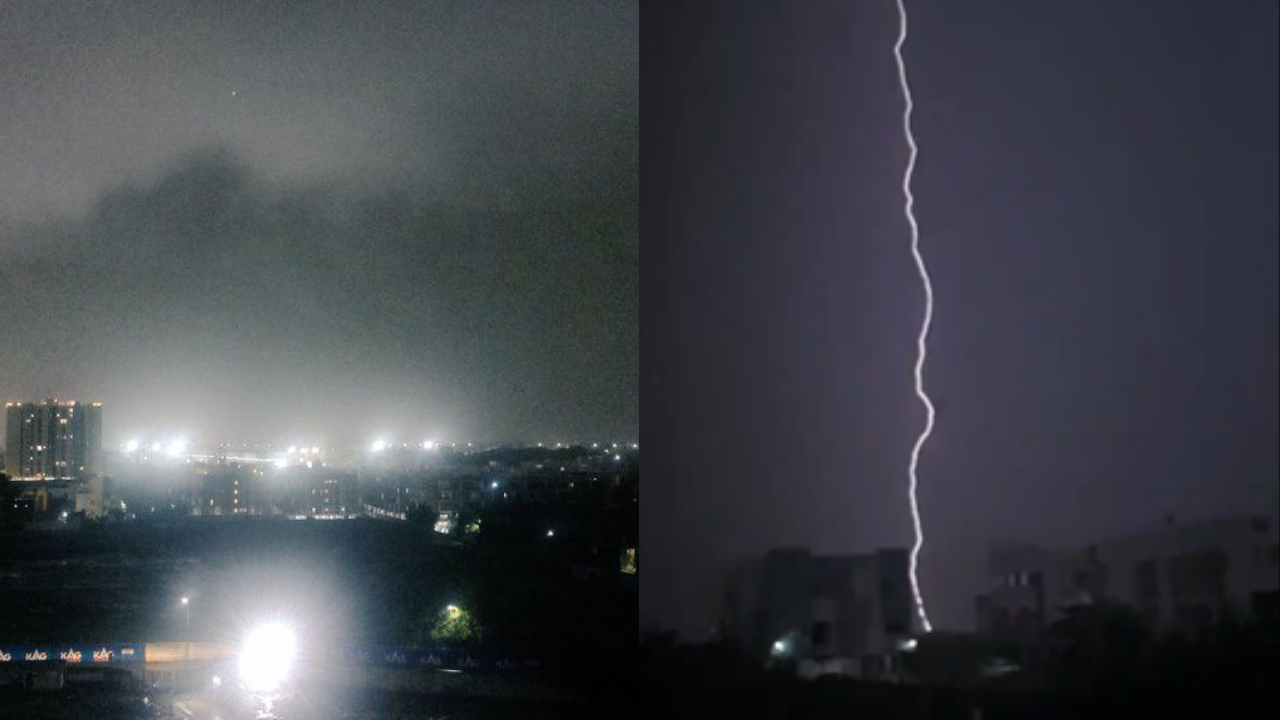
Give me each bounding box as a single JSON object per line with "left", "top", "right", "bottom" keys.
{"left": 406, "top": 502, "right": 437, "bottom": 525}
{"left": 428, "top": 603, "right": 481, "bottom": 643}
{"left": 1047, "top": 599, "right": 1150, "bottom": 690}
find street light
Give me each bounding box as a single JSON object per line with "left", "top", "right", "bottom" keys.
{"left": 239, "top": 622, "right": 297, "bottom": 694}
{"left": 180, "top": 597, "right": 190, "bottom": 628}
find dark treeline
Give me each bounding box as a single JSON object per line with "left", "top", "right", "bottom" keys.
{"left": 641, "top": 608, "right": 1279, "bottom": 719}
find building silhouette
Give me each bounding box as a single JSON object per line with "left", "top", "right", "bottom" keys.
{"left": 4, "top": 400, "right": 102, "bottom": 480}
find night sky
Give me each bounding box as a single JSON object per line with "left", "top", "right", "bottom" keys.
{"left": 0, "top": 1, "right": 637, "bottom": 446}
{"left": 642, "top": 0, "right": 1278, "bottom": 636}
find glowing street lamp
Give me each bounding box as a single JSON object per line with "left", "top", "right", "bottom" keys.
{"left": 239, "top": 622, "right": 297, "bottom": 694}
{"left": 180, "top": 596, "right": 190, "bottom": 628}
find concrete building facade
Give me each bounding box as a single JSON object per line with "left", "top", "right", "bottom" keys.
{"left": 979, "top": 513, "right": 1280, "bottom": 639}
{"left": 720, "top": 547, "right": 915, "bottom": 680}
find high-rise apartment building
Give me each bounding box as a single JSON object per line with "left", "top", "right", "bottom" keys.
{"left": 3, "top": 400, "right": 103, "bottom": 480}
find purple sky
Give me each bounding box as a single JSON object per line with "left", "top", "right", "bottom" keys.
{"left": 642, "top": 0, "right": 1278, "bottom": 636}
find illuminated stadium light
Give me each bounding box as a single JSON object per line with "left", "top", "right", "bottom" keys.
{"left": 238, "top": 622, "right": 297, "bottom": 694}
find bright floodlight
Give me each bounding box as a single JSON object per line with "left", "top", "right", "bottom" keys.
{"left": 124, "top": 439, "right": 140, "bottom": 453}
{"left": 287, "top": 445, "right": 297, "bottom": 454}
{"left": 370, "top": 439, "right": 388, "bottom": 453}
{"left": 239, "top": 622, "right": 297, "bottom": 694}
{"left": 166, "top": 440, "right": 187, "bottom": 458}
{"left": 181, "top": 596, "right": 189, "bottom": 605}
{"left": 150, "top": 442, "right": 163, "bottom": 452}
{"left": 422, "top": 440, "right": 437, "bottom": 450}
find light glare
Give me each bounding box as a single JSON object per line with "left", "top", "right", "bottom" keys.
{"left": 239, "top": 622, "right": 297, "bottom": 693}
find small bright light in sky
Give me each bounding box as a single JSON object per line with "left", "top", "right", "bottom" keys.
{"left": 546, "top": 529, "right": 555, "bottom": 538}
{"left": 491, "top": 481, "right": 499, "bottom": 489}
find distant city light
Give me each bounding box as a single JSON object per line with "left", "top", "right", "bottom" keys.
{"left": 545, "top": 529, "right": 555, "bottom": 538}
{"left": 614, "top": 454, "right": 622, "bottom": 462}
{"left": 124, "top": 439, "right": 140, "bottom": 453}
{"left": 151, "top": 442, "right": 163, "bottom": 452}
{"left": 422, "top": 440, "right": 437, "bottom": 450}
{"left": 166, "top": 440, "right": 187, "bottom": 458}
{"left": 310, "top": 446, "right": 319, "bottom": 454}
{"left": 370, "top": 439, "right": 388, "bottom": 452}
{"left": 491, "top": 481, "right": 499, "bottom": 489}
{"left": 287, "top": 445, "right": 297, "bottom": 454}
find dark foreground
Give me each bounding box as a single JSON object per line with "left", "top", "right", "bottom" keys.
{"left": 642, "top": 634, "right": 1279, "bottom": 719}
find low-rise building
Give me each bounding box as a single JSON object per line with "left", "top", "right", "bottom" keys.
{"left": 979, "top": 513, "right": 1280, "bottom": 639}
{"left": 720, "top": 547, "right": 916, "bottom": 680}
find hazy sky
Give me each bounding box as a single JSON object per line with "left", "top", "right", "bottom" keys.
{"left": 642, "top": 0, "right": 1278, "bottom": 635}
{"left": 0, "top": 1, "right": 637, "bottom": 446}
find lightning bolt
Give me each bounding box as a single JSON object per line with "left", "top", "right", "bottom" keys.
{"left": 893, "top": 0, "right": 934, "bottom": 634}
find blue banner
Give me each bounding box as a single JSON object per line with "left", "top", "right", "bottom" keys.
{"left": 0, "top": 644, "right": 145, "bottom": 664}
{"left": 353, "top": 646, "right": 539, "bottom": 672}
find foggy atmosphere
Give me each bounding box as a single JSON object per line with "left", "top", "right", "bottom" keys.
{"left": 641, "top": 0, "right": 1277, "bottom": 718}
{"left": 2, "top": 1, "right": 636, "bottom": 718}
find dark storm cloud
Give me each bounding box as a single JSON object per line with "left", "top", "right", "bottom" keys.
{"left": 0, "top": 1, "right": 637, "bottom": 445}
